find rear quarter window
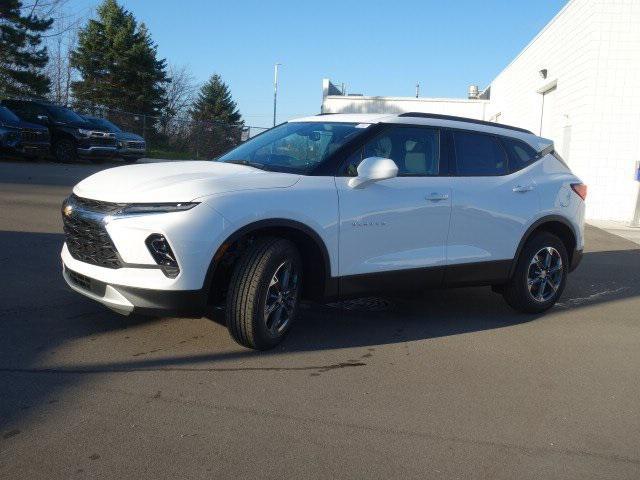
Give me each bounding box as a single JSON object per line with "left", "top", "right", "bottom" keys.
{"left": 502, "top": 138, "right": 538, "bottom": 172}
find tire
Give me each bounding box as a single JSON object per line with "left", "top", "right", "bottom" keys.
{"left": 120, "top": 157, "right": 140, "bottom": 164}
{"left": 226, "top": 237, "right": 302, "bottom": 350}
{"left": 502, "top": 232, "right": 568, "bottom": 313}
{"left": 54, "top": 139, "right": 77, "bottom": 164}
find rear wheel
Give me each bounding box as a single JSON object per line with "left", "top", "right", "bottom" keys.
{"left": 54, "top": 139, "right": 77, "bottom": 163}
{"left": 503, "top": 232, "right": 568, "bottom": 313}
{"left": 226, "top": 237, "right": 302, "bottom": 350}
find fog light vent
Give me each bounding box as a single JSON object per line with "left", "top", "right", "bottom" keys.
{"left": 145, "top": 234, "right": 180, "bottom": 278}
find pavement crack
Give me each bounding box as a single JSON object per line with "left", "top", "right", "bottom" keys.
{"left": 0, "top": 361, "right": 367, "bottom": 375}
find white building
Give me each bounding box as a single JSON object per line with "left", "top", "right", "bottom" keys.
{"left": 321, "top": 0, "right": 640, "bottom": 223}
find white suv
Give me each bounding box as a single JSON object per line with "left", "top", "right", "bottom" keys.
{"left": 61, "top": 113, "right": 586, "bottom": 349}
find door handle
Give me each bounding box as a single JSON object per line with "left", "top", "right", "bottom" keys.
{"left": 426, "top": 192, "right": 449, "bottom": 201}
{"left": 513, "top": 184, "right": 534, "bottom": 193}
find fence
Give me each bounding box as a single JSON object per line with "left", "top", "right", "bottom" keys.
{"left": 74, "top": 106, "right": 269, "bottom": 160}
{"left": 2, "top": 95, "right": 269, "bottom": 160}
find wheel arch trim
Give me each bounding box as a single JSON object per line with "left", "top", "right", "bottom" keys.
{"left": 510, "top": 215, "right": 579, "bottom": 278}
{"left": 202, "top": 218, "right": 334, "bottom": 300}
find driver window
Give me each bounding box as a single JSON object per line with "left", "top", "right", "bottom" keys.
{"left": 343, "top": 126, "right": 440, "bottom": 177}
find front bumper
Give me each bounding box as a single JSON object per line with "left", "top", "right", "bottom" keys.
{"left": 118, "top": 147, "right": 146, "bottom": 159}
{"left": 19, "top": 142, "right": 50, "bottom": 156}
{"left": 63, "top": 264, "right": 205, "bottom": 316}
{"left": 77, "top": 146, "right": 118, "bottom": 159}
{"left": 60, "top": 200, "right": 231, "bottom": 314}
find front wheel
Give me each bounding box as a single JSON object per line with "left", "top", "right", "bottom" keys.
{"left": 226, "top": 237, "right": 302, "bottom": 350}
{"left": 54, "top": 139, "right": 77, "bottom": 163}
{"left": 502, "top": 232, "right": 568, "bottom": 313}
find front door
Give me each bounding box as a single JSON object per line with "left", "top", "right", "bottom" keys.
{"left": 335, "top": 125, "right": 452, "bottom": 295}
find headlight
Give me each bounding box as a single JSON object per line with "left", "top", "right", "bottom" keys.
{"left": 77, "top": 128, "right": 92, "bottom": 137}
{"left": 118, "top": 202, "right": 199, "bottom": 215}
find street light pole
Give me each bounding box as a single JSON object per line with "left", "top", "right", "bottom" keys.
{"left": 273, "top": 63, "right": 282, "bottom": 127}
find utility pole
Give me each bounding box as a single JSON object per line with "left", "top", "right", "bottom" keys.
{"left": 273, "top": 63, "right": 282, "bottom": 127}
{"left": 415, "top": 82, "right": 420, "bottom": 98}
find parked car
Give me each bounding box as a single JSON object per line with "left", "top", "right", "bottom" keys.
{"left": 82, "top": 115, "right": 146, "bottom": 163}
{"left": 0, "top": 105, "right": 50, "bottom": 159}
{"left": 60, "top": 113, "right": 586, "bottom": 350}
{"left": 1, "top": 99, "right": 117, "bottom": 163}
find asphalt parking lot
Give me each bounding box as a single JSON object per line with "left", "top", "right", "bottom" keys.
{"left": 1, "top": 159, "right": 639, "bottom": 479}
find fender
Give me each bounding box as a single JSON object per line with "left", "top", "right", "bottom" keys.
{"left": 509, "top": 214, "right": 578, "bottom": 278}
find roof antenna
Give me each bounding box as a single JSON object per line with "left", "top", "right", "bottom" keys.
{"left": 415, "top": 82, "right": 420, "bottom": 98}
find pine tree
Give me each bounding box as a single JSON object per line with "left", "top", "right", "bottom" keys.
{"left": 190, "top": 74, "right": 243, "bottom": 158}
{"left": 0, "top": 0, "right": 53, "bottom": 98}
{"left": 190, "top": 74, "right": 242, "bottom": 125}
{"left": 70, "top": 0, "right": 168, "bottom": 115}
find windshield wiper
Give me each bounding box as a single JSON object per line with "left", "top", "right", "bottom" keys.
{"left": 223, "top": 159, "right": 266, "bottom": 170}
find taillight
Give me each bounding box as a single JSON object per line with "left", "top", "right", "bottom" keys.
{"left": 571, "top": 183, "right": 587, "bottom": 201}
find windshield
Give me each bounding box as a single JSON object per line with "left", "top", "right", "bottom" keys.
{"left": 0, "top": 106, "right": 20, "bottom": 124}
{"left": 85, "top": 116, "right": 121, "bottom": 132}
{"left": 216, "top": 122, "right": 364, "bottom": 173}
{"left": 45, "top": 105, "right": 86, "bottom": 123}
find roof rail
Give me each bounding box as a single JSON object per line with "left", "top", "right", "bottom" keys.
{"left": 398, "top": 112, "right": 533, "bottom": 134}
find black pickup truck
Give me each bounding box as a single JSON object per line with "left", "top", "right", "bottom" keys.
{"left": 82, "top": 115, "right": 146, "bottom": 163}
{"left": 0, "top": 105, "right": 50, "bottom": 159}
{"left": 1, "top": 100, "right": 117, "bottom": 163}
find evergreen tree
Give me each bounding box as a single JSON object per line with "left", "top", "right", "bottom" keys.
{"left": 70, "top": 0, "right": 168, "bottom": 115}
{"left": 190, "top": 74, "right": 242, "bottom": 125}
{"left": 0, "top": 0, "right": 53, "bottom": 98}
{"left": 190, "top": 74, "right": 243, "bottom": 158}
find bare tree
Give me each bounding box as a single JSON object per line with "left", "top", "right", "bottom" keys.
{"left": 21, "top": 0, "right": 88, "bottom": 104}
{"left": 45, "top": 18, "right": 78, "bottom": 104}
{"left": 160, "top": 64, "right": 197, "bottom": 138}
{"left": 164, "top": 64, "right": 197, "bottom": 117}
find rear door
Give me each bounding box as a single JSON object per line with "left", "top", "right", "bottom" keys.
{"left": 445, "top": 129, "right": 540, "bottom": 284}
{"left": 334, "top": 125, "right": 453, "bottom": 294}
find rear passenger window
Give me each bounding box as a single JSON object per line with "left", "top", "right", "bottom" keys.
{"left": 453, "top": 131, "right": 508, "bottom": 176}
{"left": 503, "top": 138, "right": 537, "bottom": 172}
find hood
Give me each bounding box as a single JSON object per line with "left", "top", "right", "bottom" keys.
{"left": 73, "top": 161, "right": 301, "bottom": 203}
{"left": 55, "top": 120, "right": 110, "bottom": 131}
{"left": 116, "top": 131, "right": 144, "bottom": 141}
{"left": 18, "top": 120, "right": 48, "bottom": 132}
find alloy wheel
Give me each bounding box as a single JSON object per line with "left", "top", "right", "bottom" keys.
{"left": 264, "top": 261, "right": 299, "bottom": 335}
{"left": 527, "top": 246, "right": 563, "bottom": 302}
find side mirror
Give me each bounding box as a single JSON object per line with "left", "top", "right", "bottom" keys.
{"left": 348, "top": 156, "right": 398, "bottom": 189}
{"left": 36, "top": 114, "right": 50, "bottom": 124}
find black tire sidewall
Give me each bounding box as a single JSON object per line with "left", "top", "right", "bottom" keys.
{"left": 253, "top": 243, "right": 302, "bottom": 348}
{"left": 55, "top": 140, "right": 76, "bottom": 163}
{"left": 226, "top": 238, "right": 302, "bottom": 350}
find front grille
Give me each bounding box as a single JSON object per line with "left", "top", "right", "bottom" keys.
{"left": 126, "top": 141, "right": 145, "bottom": 149}
{"left": 90, "top": 132, "right": 116, "bottom": 147}
{"left": 70, "top": 194, "right": 125, "bottom": 214}
{"left": 20, "top": 129, "right": 48, "bottom": 142}
{"left": 62, "top": 195, "right": 123, "bottom": 269}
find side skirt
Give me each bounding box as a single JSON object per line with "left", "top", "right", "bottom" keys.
{"left": 332, "top": 259, "right": 513, "bottom": 299}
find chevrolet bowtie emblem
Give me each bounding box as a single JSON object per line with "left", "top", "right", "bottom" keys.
{"left": 63, "top": 204, "right": 73, "bottom": 216}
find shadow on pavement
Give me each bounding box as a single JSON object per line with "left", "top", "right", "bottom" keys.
{"left": 1, "top": 226, "right": 639, "bottom": 435}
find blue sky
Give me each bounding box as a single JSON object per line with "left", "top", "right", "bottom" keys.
{"left": 68, "top": 0, "right": 567, "bottom": 128}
